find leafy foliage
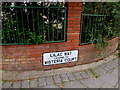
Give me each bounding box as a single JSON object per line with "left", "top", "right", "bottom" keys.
{"left": 1, "top": 2, "right": 65, "bottom": 44}
{"left": 81, "top": 2, "right": 120, "bottom": 52}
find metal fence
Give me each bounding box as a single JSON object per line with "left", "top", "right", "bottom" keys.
{"left": 1, "top": 3, "right": 66, "bottom": 45}
{"left": 80, "top": 2, "right": 114, "bottom": 45}
{"left": 80, "top": 14, "right": 113, "bottom": 45}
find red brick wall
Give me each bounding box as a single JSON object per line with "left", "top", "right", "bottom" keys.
{"left": 1, "top": 2, "right": 119, "bottom": 71}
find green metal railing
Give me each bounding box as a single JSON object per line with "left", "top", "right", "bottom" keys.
{"left": 80, "top": 2, "right": 116, "bottom": 45}
{"left": 80, "top": 14, "right": 113, "bottom": 45}
{"left": 1, "top": 6, "right": 66, "bottom": 45}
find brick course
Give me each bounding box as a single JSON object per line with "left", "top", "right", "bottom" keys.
{"left": 1, "top": 2, "right": 119, "bottom": 71}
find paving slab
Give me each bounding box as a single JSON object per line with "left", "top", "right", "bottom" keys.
{"left": 96, "top": 66, "right": 107, "bottom": 73}
{"left": 86, "top": 89, "right": 99, "bottom": 90}
{"left": 80, "top": 78, "right": 104, "bottom": 88}
{"left": 12, "top": 81, "right": 21, "bottom": 88}
{"left": 73, "top": 72, "right": 82, "bottom": 80}
{"left": 30, "top": 70, "right": 46, "bottom": 78}
{"left": 113, "top": 59, "right": 118, "bottom": 63}
{"left": 16, "top": 71, "right": 47, "bottom": 80}
{"left": 85, "top": 70, "right": 94, "bottom": 78}
{"left": 99, "top": 88, "right": 119, "bottom": 90}
{"left": 115, "top": 79, "right": 119, "bottom": 88}
{"left": 60, "top": 73, "right": 69, "bottom": 82}
{"left": 107, "top": 67, "right": 118, "bottom": 77}
{"left": 106, "top": 61, "right": 117, "bottom": 69}
{"left": 2, "top": 82, "right": 12, "bottom": 88}
{"left": 100, "top": 83, "right": 114, "bottom": 88}
{"left": 93, "top": 68, "right": 104, "bottom": 76}
{"left": 102, "top": 65, "right": 112, "bottom": 71}
{"left": 62, "top": 81, "right": 86, "bottom": 88}
{"left": 21, "top": 80, "right": 29, "bottom": 88}
{"left": 115, "top": 83, "right": 118, "bottom": 88}
{"left": 15, "top": 71, "right": 31, "bottom": 80}
{"left": 46, "top": 76, "right": 54, "bottom": 85}
{"left": 53, "top": 74, "right": 62, "bottom": 84}
{"left": 98, "top": 73, "right": 118, "bottom": 87}
{"left": 38, "top": 77, "right": 46, "bottom": 87}
{"left": 0, "top": 81, "right": 2, "bottom": 89}
{"left": 42, "top": 84, "right": 59, "bottom": 88}
{"left": 79, "top": 71, "right": 89, "bottom": 79}
{"left": 29, "top": 79, "right": 38, "bottom": 88}
{"left": 2, "top": 71, "right": 18, "bottom": 81}
{"left": 99, "top": 64, "right": 111, "bottom": 72}
{"left": 110, "top": 60, "right": 118, "bottom": 66}
{"left": 44, "top": 70, "right": 55, "bottom": 77}
{"left": 67, "top": 72, "right": 76, "bottom": 81}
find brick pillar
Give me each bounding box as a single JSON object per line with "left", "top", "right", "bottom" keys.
{"left": 66, "top": 2, "right": 82, "bottom": 49}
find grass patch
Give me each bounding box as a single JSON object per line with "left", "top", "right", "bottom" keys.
{"left": 89, "top": 68, "right": 99, "bottom": 78}
{"left": 78, "top": 78, "right": 83, "bottom": 80}
{"left": 60, "top": 81, "right": 65, "bottom": 88}
{"left": 2, "top": 80, "right": 7, "bottom": 84}
{"left": 69, "top": 80, "right": 74, "bottom": 82}
{"left": 113, "top": 58, "right": 116, "bottom": 60}
{"left": 54, "top": 82, "right": 59, "bottom": 85}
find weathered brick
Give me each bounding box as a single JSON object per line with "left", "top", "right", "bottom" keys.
{"left": 4, "top": 59, "right": 15, "bottom": 61}
{"left": 67, "top": 2, "right": 78, "bottom": 6}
